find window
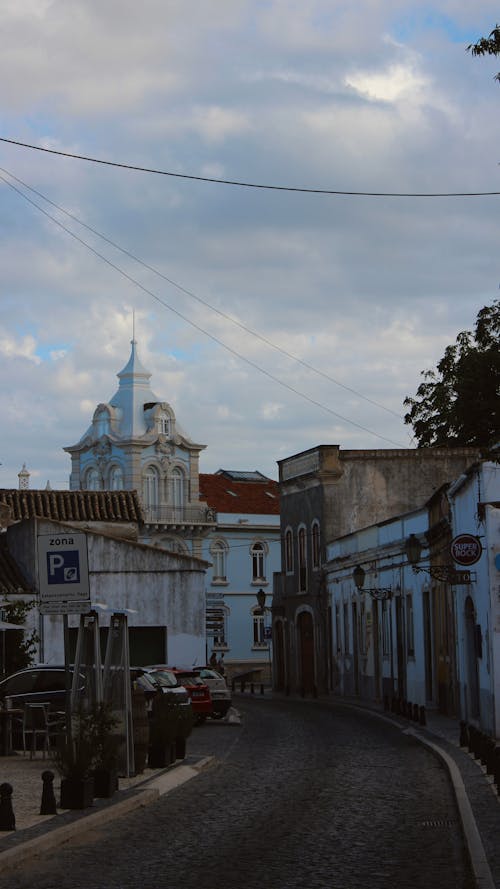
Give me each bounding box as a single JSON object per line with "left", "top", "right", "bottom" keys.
{"left": 298, "top": 527, "right": 307, "bottom": 591}
{"left": 406, "top": 594, "right": 415, "bottom": 657}
{"left": 252, "top": 609, "right": 266, "bottom": 647}
{"left": 382, "top": 599, "right": 390, "bottom": 656}
{"left": 251, "top": 542, "right": 266, "bottom": 582}
{"left": 343, "top": 602, "right": 350, "bottom": 654}
{"left": 311, "top": 522, "right": 320, "bottom": 570}
{"left": 285, "top": 528, "right": 293, "bottom": 573}
{"left": 335, "top": 603, "right": 341, "bottom": 654}
{"left": 211, "top": 540, "right": 228, "bottom": 582}
{"left": 157, "top": 413, "right": 170, "bottom": 436}
{"left": 109, "top": 466, "right": 124, "bottom": 490}
{"left": 85, "top": 467, "right": 101, "bottom": 491}
{"left": 143, "top": 466, "right": 159, "bottom": 508}
{"left": 171, "top": 468, "right": 185, "bottom": 514}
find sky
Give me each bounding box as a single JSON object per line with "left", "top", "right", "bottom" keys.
{"left": 1, "top": 1, "right": 500, "bottom": 488}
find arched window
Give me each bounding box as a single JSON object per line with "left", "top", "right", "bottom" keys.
{"left": 171, "top": 467, "right": 185, "bottom": 519}
{"left": 211, "top": 540, "right": 228, "bottom": 582}
{"left": 109, "top": 466, "right": 124, "bottom": 491}
{"left": 311, "top": 521, "right": 321, "bottom": 570}
{"left": 85, "top": 467, "right": 101, "bottom": 491}
{"left": 251, "top": 541, "right": 266, "bottom": 582}
{"left": 285, "top": 528, "right": 294, "bottom": 573}
{"left": 298, "top": 526, "right": 307, "bottom": 591}
{"left": 143, "top": 466, "right": 159, "bottom": 509}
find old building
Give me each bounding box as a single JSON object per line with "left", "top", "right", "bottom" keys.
{"left": 61, "top": 339, "right": 279, "bottom": 671}
{"left": 199, "top": 470, "right": 280, "bottom": 682}
{"left": 273, "top": 444, "right": 481, "bottom": 697}
{"left": 0, "top": 488, "right": 208, "bottom": 666}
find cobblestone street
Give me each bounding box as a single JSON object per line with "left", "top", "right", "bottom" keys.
{"left": 4, "top": 697, "right": 474, "bottom": 889}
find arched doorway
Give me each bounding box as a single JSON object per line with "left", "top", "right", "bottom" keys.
{"left": 465, "top": 596, "right": 480, "bottom": 719}
{"left": 298, "top": 611, "right": 315, "bottom": 696}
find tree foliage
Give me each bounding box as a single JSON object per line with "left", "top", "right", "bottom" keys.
{"left": 467, "top": 25, "right": 500, "bottom": 82}
{"left": 404, "top": 301, "right": 500, "bottom": 451}
{"left": 0, "top": 598, "right": 39, "bottom": 676}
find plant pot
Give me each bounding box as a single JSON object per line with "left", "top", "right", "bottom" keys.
{"left": 175, "top": 737, "right": 187, "bottom": 760}
{"left": 93, "top": 768, "right": 118, "bottom": 799}
{"left": 148, "top": 742, "right": 176, "bottom": 769}
{"left": 60, "top": 776, "right": 94, "bottom": 810}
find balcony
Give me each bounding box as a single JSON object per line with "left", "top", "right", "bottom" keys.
{"left": 142, "top": 504, "right": 217, "bottom": 529}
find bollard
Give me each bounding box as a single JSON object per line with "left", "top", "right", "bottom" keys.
{"left": 260, "top": 684, "right": 264, "bottom": 695}
{"left": 459, "top": 721, "right": 469, "bottom": 748}
{"left": 419, "top": 706, "right": 426, "bottom": 726}
{"left": 40, "top": 770, "right": 57, "bottom": 815}
{"left": 0, "top": 783, "right": 15, "bottom": 831}
{"left": 250, "top": 683, "right": 255, "bottom": 695}
{"left": 493, "top": 746, "right": 500, "bottom": 790}
{"left": 485, "top": 739, "right": 497, "bottom": 777}
{"left": 383, "top": 695, "right": 389, "bottom": 712}
{"left": 231, "top": 679, "right": 235, "bottom": 693}
{"left": 413, "top": 703, "right": 419, "bottom": 722}
{"left": 241, "top": 680, "right": 246, "bottom": 693}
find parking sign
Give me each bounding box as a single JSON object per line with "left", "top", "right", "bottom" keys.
{"left": 38, "top": 532, "right": 90, "bottom": 613}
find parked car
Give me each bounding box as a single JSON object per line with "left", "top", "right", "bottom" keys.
{"left": 146, "top": 666, "right": 213, "bottom": 723}
{"left": 131, "top": 667, "right": 192, "bottom": 714}
{"left": 0, "top": 665, "right": 85, "bottom": 712}
{"left": 193, "top": 667, "right": 232, "bottom": 718}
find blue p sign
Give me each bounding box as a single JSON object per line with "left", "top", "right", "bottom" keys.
{"left": 46, "top": 551, "right": 80, "bottom": 585}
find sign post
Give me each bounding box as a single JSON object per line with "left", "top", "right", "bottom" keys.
{"left": 37, "top": 532, "right": 91, "bottom": 760}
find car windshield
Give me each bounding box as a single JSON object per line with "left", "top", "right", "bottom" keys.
{"left": 176, "top": 673, "right": 204, "bottom": 687}
{"left": 149, "top": 670, "right": 180, "bottom": 688}
{"left": 198, "top": 669, "right": 223, "bottom": 681}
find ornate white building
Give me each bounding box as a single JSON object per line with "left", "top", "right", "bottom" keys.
{"left": 64, "top": 339, "right": 215, "bottom": 558}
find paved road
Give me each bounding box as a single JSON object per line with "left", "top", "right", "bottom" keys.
{"left": 5, "top": 697, "right": 474, "bottom": 889}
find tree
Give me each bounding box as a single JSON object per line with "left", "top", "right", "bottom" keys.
{"left": 404, "top": 301, "right": 500, "bottom": 451}
{"left": 467, "top": 25, "right": 500, "bottom": 82}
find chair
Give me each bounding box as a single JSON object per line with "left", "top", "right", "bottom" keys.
{"left": 19, "top": 703, "right": 63, "bottom": 760}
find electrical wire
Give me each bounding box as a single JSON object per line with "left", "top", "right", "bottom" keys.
{"left": 0, "top": 171, "right": 408, "bottom": 447}
{"left": 0, "top": 165, "right": 405, "bottom": 423}
{"left": 1, "top": 137, "right": 500, "bottom": 198}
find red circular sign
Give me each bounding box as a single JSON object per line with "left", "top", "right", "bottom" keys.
{"left": 450, "top": 534, "right": 482, "bottom": 566}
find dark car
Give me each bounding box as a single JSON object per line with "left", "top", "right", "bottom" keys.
{"left": 0, "top": 665, "right": 84, "bottom": 712}
{"left": 131, "top": 667, "right": 192, "bottom": 714}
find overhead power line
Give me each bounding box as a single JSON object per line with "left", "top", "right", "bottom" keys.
{"left": 0, "top": 169, "right": 409, "bottom": 448}
{"left": 0, "top": 166, "right": 404, "bottom": 423}
{"left": 1, "top": 137, "right": 500, "bottom": 198}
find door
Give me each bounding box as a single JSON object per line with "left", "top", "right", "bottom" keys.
{"left": 298, "top": 611, "right": 315, "bottom": 696}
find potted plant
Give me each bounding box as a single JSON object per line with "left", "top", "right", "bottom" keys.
{"left": 52, "top": 710, "right": 96, "bottom": 810}
{"left": 148, "top": 691, "right": 180, "bottom": 768}
{"left": 90, "top": 703, "right": 121, "bottom": 798}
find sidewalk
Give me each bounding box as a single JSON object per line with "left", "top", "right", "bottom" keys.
{"left": 1, "top": 697, "right": 500, "bottom": 889}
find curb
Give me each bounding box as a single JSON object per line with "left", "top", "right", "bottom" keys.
{"left": 0, "top": 756, "right": 215, "bottom": 876}
{"left": 338, "top": 700, "right": 495, "bottom": 889}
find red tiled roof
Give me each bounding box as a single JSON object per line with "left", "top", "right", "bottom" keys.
{"left": 0, "top": 490, "right": 144, "bottom": 524}
{"left": 199, "top": 473, "right": 280, "bottom": 515}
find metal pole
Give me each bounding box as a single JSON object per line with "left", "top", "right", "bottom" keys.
{"left": 63, "top": 614, "right": 73, "bottom": 762}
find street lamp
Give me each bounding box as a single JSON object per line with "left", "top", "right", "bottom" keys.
{"left": 404, "top": 533, "right": 471, "bottom": 583}
{"left": 352, "top": 566, "right": 392, "bottom": 600}
{"left": 256, "top": 588, "right": 266, "bottom": 614}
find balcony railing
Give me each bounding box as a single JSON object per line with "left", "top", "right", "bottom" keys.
{"left": 143, "top": 504, "right": 217, "bottom": 527}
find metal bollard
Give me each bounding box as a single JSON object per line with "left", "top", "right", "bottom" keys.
{"left": 383, "top": 695, "right": 389, "bottom": 712}
{"left": 250, "top": 683, "right": 255, "bottom": 695}
{"left": 260, "top": 684, "right": 264, "bottom": 695}
{"left": 459, "top": 721, "right": 469, "bottom": 748}
{"left": 0, "top": 783, "right": 15, "bottom": 831}
{"left": 419, "top": 706, "right": 426, "bottom": 726}
{"left": 493, "top": 746, "right": 500, "bottom": 790}
{"left": 413, "top": 703, "right": 419, "bottom": 722}
{"left": 40, "top": 770, "right": 57, "bottom": 815}
{"left": 241, "top": 680, "right": 246, "bottom": 693}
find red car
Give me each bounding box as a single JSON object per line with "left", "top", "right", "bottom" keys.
{"left": 146, "top": 666, "right": 213, "bottom": 723}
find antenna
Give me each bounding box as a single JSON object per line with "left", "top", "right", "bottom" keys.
{"left": 132, "top": 309, "right": 136, "bottom": 342}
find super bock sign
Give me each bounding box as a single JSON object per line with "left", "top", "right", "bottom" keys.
{"left": 37, "top": 532, "right": 91, "bottom": 614}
